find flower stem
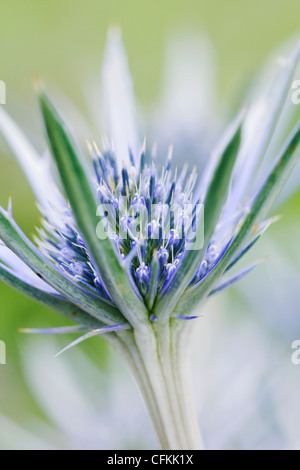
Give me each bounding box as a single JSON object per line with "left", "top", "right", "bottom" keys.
{"left": 111, "top": 321, "right": 204, "bottom": 450}
{"left": 170, "top": 319, "right": 204, "bottom": 449}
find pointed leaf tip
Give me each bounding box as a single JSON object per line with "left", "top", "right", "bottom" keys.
{"left": 39, "top": 91, "right": 148, "bottom": 327}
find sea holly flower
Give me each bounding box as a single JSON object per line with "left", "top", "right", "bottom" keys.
{"left": 0, "top": 32, "right": 299, "bottom": 450}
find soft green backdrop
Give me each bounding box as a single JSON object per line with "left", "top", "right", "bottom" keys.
{"left": 0, "top": 0, "right": 299, "bottom": 448}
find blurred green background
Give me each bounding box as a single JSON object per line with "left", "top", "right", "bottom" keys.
{"left": 0, "top": 0, "right": 300, "bottom": 449}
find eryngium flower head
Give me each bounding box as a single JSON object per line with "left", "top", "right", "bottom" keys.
{"left": 0, "top": 31, "right": 299, "bottom": 449}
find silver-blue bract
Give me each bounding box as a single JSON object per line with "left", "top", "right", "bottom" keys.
{"left": 0, "top": 31, "right": 299, "bottom": 450}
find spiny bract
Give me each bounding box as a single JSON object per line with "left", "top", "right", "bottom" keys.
{"left": 0, "top": 33, "right": 299, "bottom": 341}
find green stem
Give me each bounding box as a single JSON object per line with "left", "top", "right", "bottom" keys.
{"left": 109, "top": 321, "right": 204, "bottom": 450}
{"left": 154, "top": 322, "right": 204, "bottom": 450}
{"left": 107, "top": 330, "right": 169, "bottom": 447}
{"left": 171, "top": 319, "right": 204, "bottom": 449}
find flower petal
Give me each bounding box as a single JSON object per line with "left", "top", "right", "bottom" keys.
{"left": 0, "top": 107, "right": 66, "bottom": 212}
{"left": 225, "top": 40, "right": 300, "bottom": 217}
{"left": 39, "top": 92, "right": 148, "bottom": 327}
{"left": 209, "top": 263, "right": 261, "bottom": 296}
{"left": 20, "top": 326, "right": 86, "bottom": 335}
{"left": 55, "top": 323, "right": 130, "bottom": 357}
{"left": 0, "top": 245, "right": 56, "bottom": 292}
{"left": 145, "top": 251, "right": 159, "bottom": 311}
{"left": 224, "top": 216, "right": 280, "bottom": 273}
{"left": 0, "top": 262, "right": 106, "bottom": 330}
{"left": 0, "top": 206, "right": 125, "bottom": 326}
{"left": 102, "top": 28, "right": 139, "bottom": 169}
{"left": 176, "top": 120, "right": 300, "bottom": 314}
{"left": 154, "top": 116, "right": 242, "bottom": 324}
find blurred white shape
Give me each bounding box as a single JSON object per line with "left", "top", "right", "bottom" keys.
{"left": 224, "top": 39, "right": 300, "bottom": 219}
{"left": 192, "top": 294, "right": 300, "bottom": 450}
{"left": 0, "top": 414, "right": 57, "bottom": 450}
{"left": 159, "top": 31, "right": 217, "bottom": 133}
{"left": 0, "top": 246, "right": 57, "bottom": 293}
{"left": 20, "top": 339, "right": 157, "bottom": 450}
{"left": 150, "top": 30, "right": 219, "bottom": 170}
{"left": 0, "top": 107, "right": 65, "bottom": 213}
{"left": 102, "top": 28, "right": 140, "bottom": 168}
